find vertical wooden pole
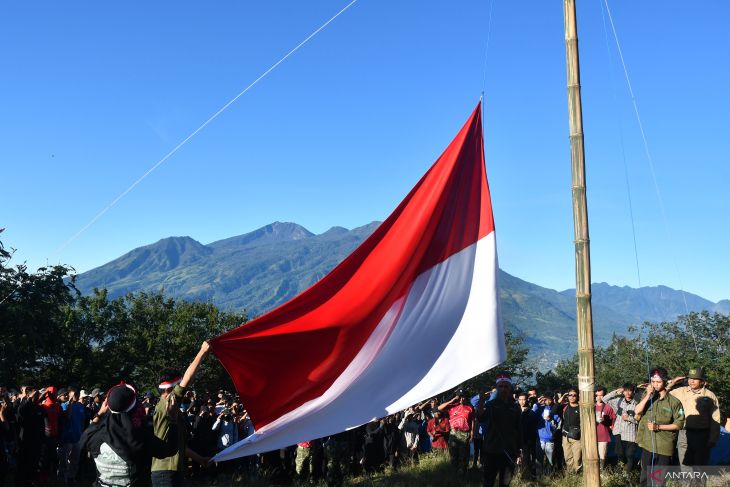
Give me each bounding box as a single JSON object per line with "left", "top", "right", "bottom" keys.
{"left": 563, "top": 0, "right": 601, "bottom": 486}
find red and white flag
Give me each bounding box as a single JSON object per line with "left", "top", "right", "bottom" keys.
{"left": 209, "top": 103, "right": 504, "bottom": 461}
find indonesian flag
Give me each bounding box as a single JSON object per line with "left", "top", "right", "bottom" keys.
{"left": 209, "top": 102, "right": 505, "bottom": 461}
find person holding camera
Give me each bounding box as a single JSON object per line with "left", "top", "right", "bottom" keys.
{"left": 212, "top": 408, "right": 238, "bottom": 451}
{"left": 604, "top": 383, "right": 639, "bottom": 472}
{"left": 558, "top": 388, "right": 582, "bottom": 473}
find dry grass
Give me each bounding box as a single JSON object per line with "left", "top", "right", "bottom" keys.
{"left": 198, "top": 453, "right": 642, "bottom": 487}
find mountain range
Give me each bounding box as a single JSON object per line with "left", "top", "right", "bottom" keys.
{"left": 74, "top": 222, "right": 730, "bottom": 365}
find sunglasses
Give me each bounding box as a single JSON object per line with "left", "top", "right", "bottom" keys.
{"left": 568, "top": 393, "right": 577, "bottom": 397}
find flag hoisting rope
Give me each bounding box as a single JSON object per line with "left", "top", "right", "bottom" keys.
{"left": 209, "top": 102, "right": 505, "bottom": 461}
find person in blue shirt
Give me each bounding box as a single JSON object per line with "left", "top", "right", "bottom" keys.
{"left": 58, "top": 388, "right": 87, "bottom": 484}
{"left": 531, "top": 393, "right": 561, "bottom": 475}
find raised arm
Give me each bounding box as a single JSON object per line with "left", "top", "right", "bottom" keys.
{"left": 634, "top": 384, "right": 654, "bottom": 419}
{"left": 604, "top": 388, "right": 622, "bottom": 404}
{"left": 438, "top": 397, "right": 457, "bottom": 412}
{"left": 180, "top": 341, "right": 211, "bottom": 389}
{"left": 667, "top": 376, "right": 685, "bottom": 391}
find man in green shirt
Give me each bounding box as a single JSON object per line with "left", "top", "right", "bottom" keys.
{"left": 635, "top": 366, "right": 685, "bottom": 487}
{"left": 151, "top": 341, "right": 211, "bottom": 487}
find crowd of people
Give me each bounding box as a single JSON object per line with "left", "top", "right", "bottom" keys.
{"left": 0, "top": 341, "right": 727, "bottom": 487}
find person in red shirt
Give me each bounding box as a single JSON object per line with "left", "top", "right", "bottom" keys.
{"left": 594, "top": 386, "right": 616, "bottom": 469}
{"left": 438, "top": 389, "right": 474, "bottom": 475}
{"left": 40, "top": 386, "right": 62, "bottom": 484}
{"left": 427, "top": 409, "right": 451, "bottom": 450}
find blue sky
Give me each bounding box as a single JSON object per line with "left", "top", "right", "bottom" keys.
{"left": 2, "top": 1, "right": 728, "bottom": 303}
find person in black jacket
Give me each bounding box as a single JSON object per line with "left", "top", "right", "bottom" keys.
{"left": 477, "top": 375, "right": 521, "bottom": 487}
{"left": 558, "top": 388, "right": 582, "bottom": 473}
{"left": 517, "top": 391, "right": 539, "bottom": 479}
{"left": 191, "top": 406, "right": 217, "bottom": 457}
{"left": 81, "top": 382, "right": 179, "bottom": 487}
{"left": 0, "top": 396, "right": 10, "bottom": 487}
{"left": 362, "top": 419, "right": 385, "bottom": 472}
{"left": 16, "top": 385, "right": 46, "bottom": 487}
{"left": 383, "top": 415, "right": 400, "bottom": 470}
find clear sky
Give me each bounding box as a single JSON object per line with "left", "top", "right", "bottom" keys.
{"left": 2, "top": 1, "right": 728, "bottom": 302}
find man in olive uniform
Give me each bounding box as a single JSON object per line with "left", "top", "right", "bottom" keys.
{"left": 670, "top": 367, "right": 721, "bottom": 470}
{"left": 151, "top": 341, "right": 211, "bottom": 487}
{"left": 635, "top": 366, "right": 685, "bottom": 487}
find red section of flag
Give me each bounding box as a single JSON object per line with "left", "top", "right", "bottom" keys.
{"left": 210, "top": 103, "right": 494, "bottom": 430}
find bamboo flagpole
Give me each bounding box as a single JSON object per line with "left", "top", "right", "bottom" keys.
{"left": 562, "top": 0, "right": 600, "bottom": 486}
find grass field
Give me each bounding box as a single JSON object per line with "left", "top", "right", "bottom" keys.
{"left": 200, "top": 453, "right": 643, "bottom": 487}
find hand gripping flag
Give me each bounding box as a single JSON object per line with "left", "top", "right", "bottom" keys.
{"left": 209, "top": 102, "right": 505, "bottom": 461}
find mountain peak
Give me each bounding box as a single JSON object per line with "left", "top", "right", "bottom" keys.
{"left": 320, "top": 226, "right": 349, "bottom": 237}
{"left": 262, "top": 222, "right": 314, "bottom": 240}
{"left": 77, "top": 235, "right": 211, "bottom": 286}
{"left": 208, "top": 222, "right": 314, "bottom": 250}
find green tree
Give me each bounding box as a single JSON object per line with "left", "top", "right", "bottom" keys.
{"left": 0, "top": 229, "right": 78, "bottom": 385}
{"left": 537, "top": 312, "right": 730, "bottom": 416}
{"left": 71, "top": 289, "right": 247, "bottom": 392}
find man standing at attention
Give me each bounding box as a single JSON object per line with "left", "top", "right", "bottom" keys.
{"left": 635, "top": 366, "right": 685, "bottom": 487}
{"left": 478, "top": 375, "right": 520, "bottom": 487}
{"left": 438, "top": 388, "right": 474, "bottom": 475}
{"left": 669, "top": 367, "right": 721, "bottom": 470}
{"left": 604, "top": 383, "right": 639, "bottom": 472}
{"left": 559, "top": 388, "right": 582, "bottom": 473}
{"left": 151, "top": 341, "right": 211, "bottom": 487}
{"left": 594, "top": 387, "right": 616, "bottom": 470}
{"left": 516, "top": 391, "right": 538, "bottom": 479}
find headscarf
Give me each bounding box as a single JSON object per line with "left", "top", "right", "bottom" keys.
{"left": 81, "top": 382, "right": 146, "bottom": 462}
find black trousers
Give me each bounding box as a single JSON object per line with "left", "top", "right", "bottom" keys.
{"left": 639, "top": 449, "right": 671, "bottom": 487}
{"left": 679, "top": 429, "right": 711, "bottom": 467}
{"left": 614, "top": 435, "right": 638, "bottom": 471}
{"left": 482, "top": 451, "right": 515, "bottom": 487}
{"left": 472, "top": 438, "right": 483, "bottom": 466}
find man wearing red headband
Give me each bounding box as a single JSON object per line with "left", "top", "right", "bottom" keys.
{"left": 151, "top": 341, "right": 211, "bottom": 487}
{"left": 635, "top": 366, "right": 685, "bottom": 487}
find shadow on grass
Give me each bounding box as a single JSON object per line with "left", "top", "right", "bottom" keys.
{"left": 192, "top": 453, "right": 642, "bottom": 487}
